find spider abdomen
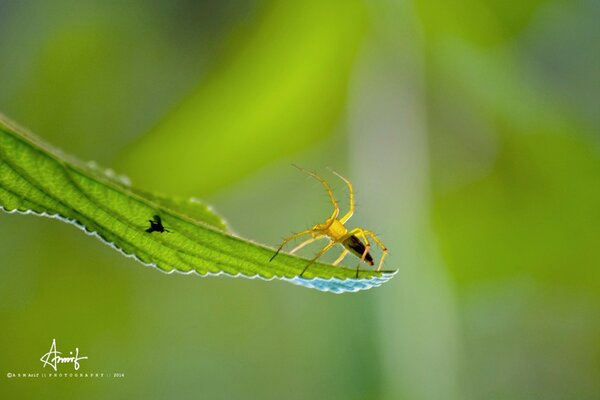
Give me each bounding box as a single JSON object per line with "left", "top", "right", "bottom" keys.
{"left": 343, "top": 235, "right": 374, "bottom": 266}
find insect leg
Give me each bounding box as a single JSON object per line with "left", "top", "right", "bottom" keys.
{"left": 270, "top": 229, "right": 314, "bottom": 262}
{"left": 293, "top": 165, "right": 339, "bottom": 222}
{"left": 329, "top": 169, "right": 354, "bottom": 224}
{"left": 332, "top": 248, "right": 349, "bottom": 266}
{"left": 299, "top": 241, "right": 337, "bottom": 277}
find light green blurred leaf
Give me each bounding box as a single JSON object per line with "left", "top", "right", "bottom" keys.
{"left": 434, "top": 131, "right": 600, "bottom": 290}
{"left": 0, "top": 114, "right": 395, "bottom": 293}
{"left": 117, "top": 0, "right": 368, "bottom": 195}
{"left": 415, "top": 0, "right": 548, "bottom": 45}
{"left": 429, "top": 41, "right": 600, "bottom": 291}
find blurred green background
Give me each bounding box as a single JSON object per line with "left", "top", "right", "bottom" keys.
{"left": 1, "top": 0, "right": 598, "bottom": 399}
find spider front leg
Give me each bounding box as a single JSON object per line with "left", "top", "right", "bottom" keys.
{"left": 293, "top": 165, "right": 340, "bottom": 226}
{"left": 270, "top": 229, "right": 315, "bottom": 262}
{"left": 329, "top": 169, "right": 354, "bottom": 224}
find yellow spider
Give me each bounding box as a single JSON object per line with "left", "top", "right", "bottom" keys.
{"left": 270, "top": 166, "right": 388, "bottom": 278}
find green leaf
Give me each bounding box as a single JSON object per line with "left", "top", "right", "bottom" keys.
{"left": 0, "top": 114, "right": 396, "bottom": 293}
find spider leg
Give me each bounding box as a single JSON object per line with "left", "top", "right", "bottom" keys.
{"left": 332, "top": 248, "right": 349, "bottom": 266}
{"left": 329, "top": 169, "right": 354, "bottom": 224}
{"left": 293, "top": 165, "right": 339, "bottom": 222}
{"left": 361, "top": 229, "right": 388, "bottom": 272}
{"left": 290, "top": 235, "right": 325, "bottom": 254}
{"left": 270, "top": 229, "right": 314, "bottom": 262}
{"left": 354, "top": 229, "right": 371, "bottom": 278}
{"left": 340, "top": 227, "right": 372, "bottom": 278}
{"left": 299, "top": 241, "right": 337, "bottom": 277}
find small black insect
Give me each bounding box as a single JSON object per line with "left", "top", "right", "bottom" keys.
{"left": 145, "top": 215, "right": 170, "bottom": 233}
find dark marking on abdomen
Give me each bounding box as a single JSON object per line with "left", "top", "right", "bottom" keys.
{"left": 343, "top": 235, "right": 374, "bottom": 266}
